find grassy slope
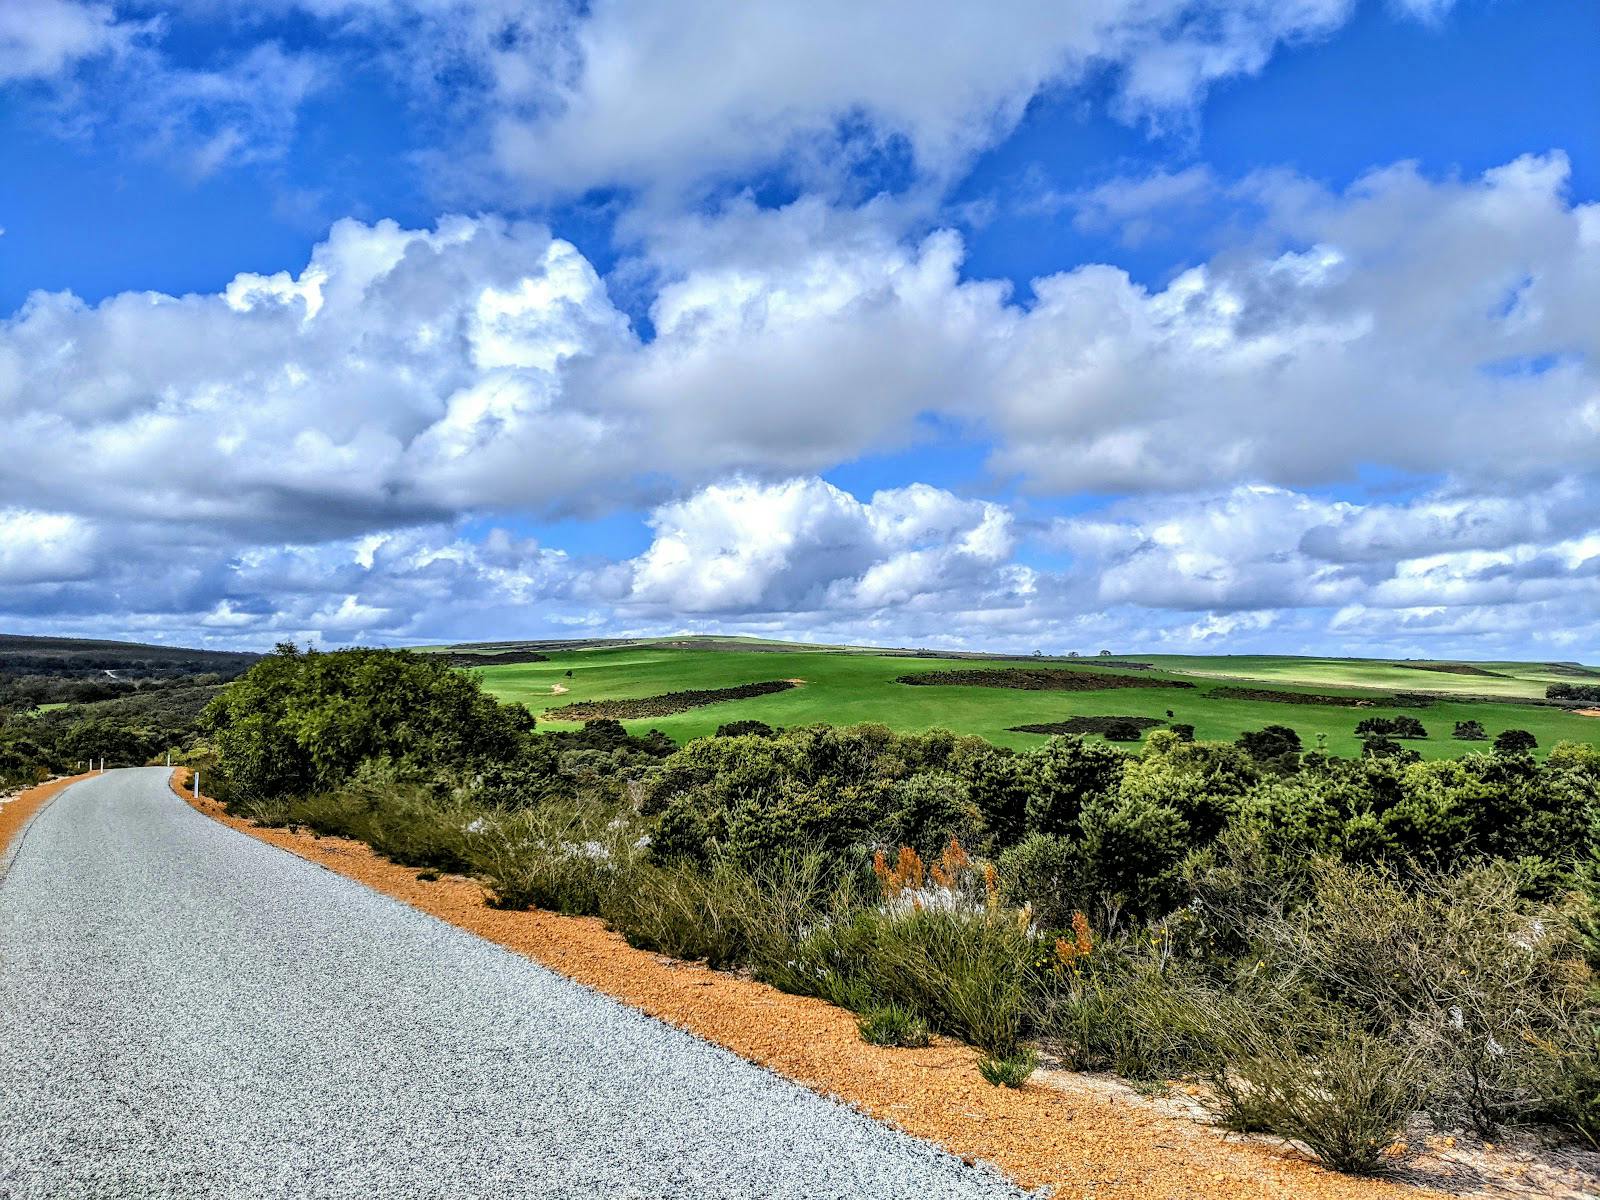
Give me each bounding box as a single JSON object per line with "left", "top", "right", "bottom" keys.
{"left": 464, "top": 644, "right": 1600, "bottom": 757}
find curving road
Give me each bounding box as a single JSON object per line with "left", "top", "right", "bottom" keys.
{"left": 0, "top": 769, "right": 1028, "bottom": 1199}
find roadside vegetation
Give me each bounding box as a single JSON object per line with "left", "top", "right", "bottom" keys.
{"left": 197, "top": 644, "right": 1600, "bottom": 1177}
{"left": 0, "top": 635, "right": 256, "bottom": 790}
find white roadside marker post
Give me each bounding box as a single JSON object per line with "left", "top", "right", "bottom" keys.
{"left": 193, "top": 771, "right": 201, "bottom": 799}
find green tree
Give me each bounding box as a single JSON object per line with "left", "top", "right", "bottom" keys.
{"left": 205, "top": 646, "right": 534, "bottom": 801}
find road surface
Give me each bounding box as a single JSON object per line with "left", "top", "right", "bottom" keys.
{"left": 0, "top": 768, "right": 1028, "bottom": 1199}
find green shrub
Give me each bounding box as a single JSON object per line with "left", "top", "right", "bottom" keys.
{"left": 601, "top": 859, "right": 759, "bottom": 968}
{"left": 1078, "top": 792, "right": 1190, "bottom": 922}
{"left": 776, "top": 901, "right": 1039, "bottom": 1054}
{"left": 858, "top": 1003, "right": 932, "bottom": 1048}
{"left": 997, "top": 833, "right": 1083, "bottom": 931}
{"left": 978, "top": 1047, "right": 1038, "bottom": 1088}
{"left": 206, "top": 644, "right": 534, "bottom": 803}
{"left": 1538, "top": 1024, "right": 1600, "bottom": 1147}
{"left": 470, "top": 802, "right": 638, "bottom": 915}
{"left": 888, "top": 771, "right": 983, "bottom": 858}
{"left": 1208, "top": 1005, "right": 1427, "bottom": 1174}
{"left": 1025, "top": 735, "right": 1126, "bottom": 837}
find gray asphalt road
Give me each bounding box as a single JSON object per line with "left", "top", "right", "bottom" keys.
{"left": 0, "top": 769, "right": 1030, "bottom": 1200}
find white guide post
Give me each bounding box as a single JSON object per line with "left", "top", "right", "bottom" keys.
{"left": 193, "top": 771, "right": 201, "bottom": 799}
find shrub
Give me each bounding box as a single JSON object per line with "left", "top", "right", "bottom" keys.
{"left": 606, "top": 852, "right": 840, "bottom": 973}
{"left": 471, "top": 801, "right": 638, "bottom": 915}
{"left": 715, "top": 720, "right": 776, "bottom": 738}
{"left": 1223, "top": 860, "right": 1596, "bottom": 1136}
{"left": 1237, "top": 725, "right": 1303, "bottom": 761}
{"left": 978, "top": 1047, "right": 1038, "bottom": 1088}
{"left": 1025, "top": 735, "right": 1126, "bottom": 838}
{"left": 602, "top": 859, "right": 763, "bottom": 969}
{"left": 953, "top": 742, "right": 1031, "bottom": 848}
{"left": 1496, "top": 729, "right": 1538, "bottom": 755}
{"left": 205, "top": 644, "right": 534, "bottom": 802}
{"left": 1453, "top": 719, "right": 1488, "bottom": 741}
{"left": 888, "top": 771, "right": 983, "bottom": 858}
{"left": 858, "top": 1003, "right": 932, "bottom": 1048}
{"left": 774, "top": 851, "right": 1041, "bottom": 1054}
{"left": 1078, "top": 792, "right": 1190, "bottom": 922}
{"left": 1207, "top": 1003, "right": 1428, "bottom": 1174}
{"left": 997, "top": 833, "right": 1083, "bottom": 931}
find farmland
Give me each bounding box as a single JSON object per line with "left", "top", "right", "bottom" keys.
{"left": 441, "top": 638, "right": 1600, "bottom": 758}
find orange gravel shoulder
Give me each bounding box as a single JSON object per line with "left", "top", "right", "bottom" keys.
{"left": 1, "top": 773, "right": 93, "bottom": 856}
{"left": 172, "top": 769, "right": 1444, "bottom": 1200}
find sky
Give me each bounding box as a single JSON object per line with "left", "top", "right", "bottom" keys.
{"left": 0, "top": 0, "right": 1597, "bottom": 659}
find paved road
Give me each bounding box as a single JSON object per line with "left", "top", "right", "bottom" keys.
{"left": 0, "top": 769, "right": 1028, "bottom": 1199}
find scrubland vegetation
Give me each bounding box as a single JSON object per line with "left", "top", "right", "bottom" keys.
{"left": 194, "top": 645, "right": 1600, "bottom": 1176}
{"left": 0, "top": 635, "right": 256, "bottom": 789}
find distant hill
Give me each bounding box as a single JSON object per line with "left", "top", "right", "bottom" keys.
{"left": 0, "top": 634, "right": 259, "bottom": 709}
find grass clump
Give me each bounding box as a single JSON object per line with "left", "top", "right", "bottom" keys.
{"left": 978, "top": 1047, "right": 1038, "bottom": 1088}
{"left": 857, "top": 1003, "right": 932, "bottom": 1048}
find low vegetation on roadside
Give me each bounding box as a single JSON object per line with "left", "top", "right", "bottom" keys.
{"left": 195, "top": 645, "right": 1600, "bottom": 1177}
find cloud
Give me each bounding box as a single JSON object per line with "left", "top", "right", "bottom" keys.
{"left": 616, "top": 477, "right": 1017, "bottom": 614}
{"left": 0, "top": 472, "right": 1596, "bottom": 660}
{"left": 484, "top": 0, "right": 1360, "bottom": 196}
{"left": 0, "top": 510, "right": 99, "bottom": 586}
{"left": 991, "top": 153, "right": 1600, "bottom": 492}
{"left": 0, "top": 0, "right": 134, "bottom": 83}
{"left": 211, "top": 0, "right": 1371, "bottom": 199}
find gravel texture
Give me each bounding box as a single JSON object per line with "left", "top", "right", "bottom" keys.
{"left": 0, "top": 768, "right": 1031, "bottom": 1200}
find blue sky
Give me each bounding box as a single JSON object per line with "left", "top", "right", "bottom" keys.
{"left": 1, "top": 0, "right": 1597, "bottom": 658}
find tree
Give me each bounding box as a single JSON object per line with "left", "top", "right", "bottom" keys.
{"left": 1237, "top": 725, "right": 1303, "bottom": 762}
{"left": 1391, "top": 715, "right": 1428, "bottom": 739}
{"left": 1493, "top": 729, "right": 1537, "bottom": 755}
{"left": 1098, "top": 649, "right": 1112, "bottom": 656}
{"left": 1362, "top": 735, "right": 1419, "bottom": 764}
{"left": 1452, "top": 719, "right": 1487, "bottom": 741}
{"left": 204, "top": 646, "right": 535, "bottom": 801}
{"left": 1025, "top": 735, "right": 1126, "bottom": 838}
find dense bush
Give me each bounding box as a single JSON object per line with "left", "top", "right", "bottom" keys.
{"left": 205, "top": 644, "right": 534, "bottom": 802}
{"left": 1550, "top": 683, "right": 1600, "bottom": 703}
{"left": 1496, "top": 729, "right": 1539, "bottom": 755}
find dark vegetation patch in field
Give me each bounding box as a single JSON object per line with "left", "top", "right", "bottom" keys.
{"left": 1546, "top": 662, "right": 1600, "bottom": 678}
{"left": 442, "top": 650, "right": 550, "bottom": 667}
{"left": 1393, "top": 662, "right": 1506, "bottom": 678}
{"left": 1549, "top": 683, "right": 1600, "bottom": 704}
{"left": 1009, "top": 716, "right": 1168, "bottom": 736}
{"left": 1209, "top": 685, "right": 1433, "bottom": 709}
{"left": 545, "top": 680, "right": 799, "bottom": 721}
{"left": 897, "top": 668, "right": 1194, "bottom": 692}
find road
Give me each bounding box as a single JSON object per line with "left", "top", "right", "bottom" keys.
{"left": 0, "top": 769, "right": 1028, "bottom": 1199}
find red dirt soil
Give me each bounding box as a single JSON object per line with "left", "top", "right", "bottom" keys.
{"left": 0, "top": 773, "right": 95, "bottom": 860}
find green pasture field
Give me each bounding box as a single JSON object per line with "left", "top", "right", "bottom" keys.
{"left": 446, "top": 639, "right": 1600, "bottom": 758}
